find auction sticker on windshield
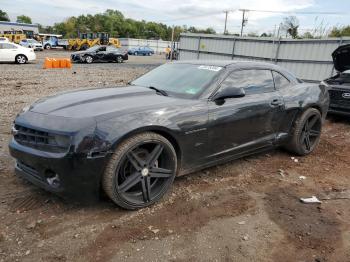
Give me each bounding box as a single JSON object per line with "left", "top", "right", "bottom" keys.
{"left": 198, "top": 65, "right": 222, "bottom": 72}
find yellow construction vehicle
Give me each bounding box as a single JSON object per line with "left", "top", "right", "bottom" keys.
{"left": 0, "top": 33, "right": 26, "bottom": 44}
{"left": 67, "top": 32, "right": 121, "bottom": 51}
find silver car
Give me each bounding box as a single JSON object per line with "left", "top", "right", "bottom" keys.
{"left": 19, "top": 39, "right": 43, "bottom": 51}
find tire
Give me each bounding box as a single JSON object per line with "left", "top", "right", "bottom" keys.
{"left": 44, "top": 44, "right": 51, "bottom": 50}
{"left": 116, "top": 56, "right": 123, "bottom": 63}
{"left": 102, "top": 132, "right": 177, "bottom": 210}
{"left": 15, "top": 55, "right": 27, "bottom": 64}
{"left": 84, "top": 55, "right": 93, "bottom": 64}
{"left": 285, "top": 108, "right": 322, "bottom": 156}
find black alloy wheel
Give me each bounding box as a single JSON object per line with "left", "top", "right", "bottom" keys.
{"left": 116, "top": 56, "right": 123, "bottom": 63}
{"left": 286, "top": 108, "right": 322, "bottom": 156}
{"left": 300, "top": 113, "right": 321, "bottom": 152}
{"left": 102, "top": 132, "right": 177, "bottom": 210}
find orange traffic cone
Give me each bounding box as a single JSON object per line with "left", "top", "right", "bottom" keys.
{"left": 43, "top": 58, "right": 52, "bottom": 69}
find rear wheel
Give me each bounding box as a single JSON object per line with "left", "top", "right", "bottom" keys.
{"left": 15, "top": 55, "right": 27, "bottom": 64}
{"left": 286, "top": 108, "right": 322, "bottom": 156}
{"left": 102, "top": 132, "right": 177, "bottom": 210}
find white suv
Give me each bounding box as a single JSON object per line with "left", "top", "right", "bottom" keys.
{"left": 0, "top": 42, "right": 36, "bottom": 64}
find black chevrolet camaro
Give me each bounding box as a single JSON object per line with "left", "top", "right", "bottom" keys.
{"left": 70, "top": 45, "right": 128, "bottom": 64}
{"left": 9, "top": 61, "right": 329, "bottom": 209}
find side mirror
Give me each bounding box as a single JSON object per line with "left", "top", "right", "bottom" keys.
{"left": 213, "top": 87, "right": 245, "bottom": 101}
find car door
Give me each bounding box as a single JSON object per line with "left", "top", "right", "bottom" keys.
{"left": 0, "top": 43, "right": 18, "bottom": 61}
{"left": 0, "top": 43, "right": 5, "bottom": 61}
{"left": 207, "top": 68, "right": 285, "bottom": 160}
{"left": 95, "top": 46, "right": 107, "bottom": 61}
{"left": 105, "top": 46, "right": 117, "bottom": 61}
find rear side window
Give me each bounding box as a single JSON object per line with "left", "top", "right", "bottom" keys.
{"left": 1, "top": 43, "right": 17, "bottom": 49}
{"left": 272, "top": 71, "right": 291, "bottom": 89}
{"left": 221, "top": 69, "right": 274, "bottom": 94}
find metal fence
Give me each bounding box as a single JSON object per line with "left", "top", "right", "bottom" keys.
{"left": 119, "top": 38, "right": 178, "bottom": 54}
{"left": 179, "top": 33, "right": 350, "bottom": 82}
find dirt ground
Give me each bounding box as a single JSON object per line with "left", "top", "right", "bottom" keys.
{"left": 0, "top": 50, "right": 350, "bottom": 262}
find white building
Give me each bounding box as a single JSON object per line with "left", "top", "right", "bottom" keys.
{"left": 0, "top": 21, "right": 39, "bottom": 38}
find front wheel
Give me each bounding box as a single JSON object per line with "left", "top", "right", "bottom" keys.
{"left": 116, "top": 56, "right": 123, "bottom": 63}
{"left": 84, "top": 55, "right": 93, "bottom": 64}
{"left": 285, "top": 108, "right": 322, "bottom": 156}
{"left": 15, "top": 55, "right": 27, "bottom": 64}
{"left": 44, "top": 44, "right": 51, "bottom": 50}
{"left": 102, "top": 132, "right": 177, "bottom": 210}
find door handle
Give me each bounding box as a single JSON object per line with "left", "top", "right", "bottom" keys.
{"left": 270, "top": 99, "right": 283, "bottom": 107}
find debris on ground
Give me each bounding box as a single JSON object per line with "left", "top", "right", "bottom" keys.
{"left": 291, "top": 157, "right": 299, "bottom": 163}
{"left": 148, "top": 226, "right": 160, "bottom": 234}
{"left": 299, "top": 176, "right": 306, "bottom": 180}
{"left": 242, "top": 235, "right": 249, "bottom": 241}
{"left": 300, "top": 196, "right": 322, "bottom": 204}
{"left": 278, "top": 169, "right": 285, "bottom": 177}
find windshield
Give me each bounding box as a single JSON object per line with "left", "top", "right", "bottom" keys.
{"left": 86, "top": 45, "right": 100, "bottom": 52}
{"left": 131, "top": 63, "right": 223, "bottom": 98}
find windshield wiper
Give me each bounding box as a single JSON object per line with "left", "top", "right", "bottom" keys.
{"left": 148, "top": 86, "right": 168, "bottom": 96}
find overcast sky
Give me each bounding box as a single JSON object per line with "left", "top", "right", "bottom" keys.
{"left": 1, "top": 0, "right": 349, "bottom": 34}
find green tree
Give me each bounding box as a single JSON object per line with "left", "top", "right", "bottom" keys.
{"left": 301, "top": 31, "right": 314, "bottom": 39}
{"left": 0, "top": 10, "right": 10, "bottom": 21}
{"left": 282, "top": 16, "right": 299, "bottom": 39}
{"left": 329, "top": 26, "right": 350, "bottom": 37}
{"left": 16, "top": 15, "right": 32, "bottom": 24}
{"left": 50, "top": 9, "right": 216, "bottom": 40}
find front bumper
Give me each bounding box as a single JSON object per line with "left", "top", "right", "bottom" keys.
{"left": 328, "top": 105, "right": 350, "bottom": 116}
{"left": 9, "top": 138, "right": 109, "bottom": 202}
{"left": 70, "top": 54, "right": 83, "bottom": 62}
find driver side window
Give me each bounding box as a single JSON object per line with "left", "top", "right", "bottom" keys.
{"left": 221, "top": 69, "right": 275, "bottom": 95}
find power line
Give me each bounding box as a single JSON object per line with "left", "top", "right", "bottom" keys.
{"left": 237, "top": 9, "right": 346, "bottom": 15}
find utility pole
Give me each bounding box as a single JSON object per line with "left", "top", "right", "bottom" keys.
{"left": 224, "top": 10, "right": 229, "bottom": 34}
{"left": 239, "top": 9, "right": 248, "bottom": 36}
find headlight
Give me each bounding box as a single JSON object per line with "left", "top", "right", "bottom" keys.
{"left": 48, "top": 134, "right": 71, "bottom": 148}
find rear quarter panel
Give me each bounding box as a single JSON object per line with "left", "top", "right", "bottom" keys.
{"left": 278, "top": 82, "right": 329, "bottom": 133}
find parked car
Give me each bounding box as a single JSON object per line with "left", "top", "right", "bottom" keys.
{"left": 71, "top": 45, "right": 128, "bottom": 63}
{"left": 9, "top": 61, "right": 329, "bottom": 209}
{"left": 323, "top": 44, "right": 350, "bottom": 116}
{"left": 0, "top": 42, "right": 36, "bottom": 64}
{"left": 19, "top": 39, "right": 43, "bottom": 51}
{"left": 128, "top": 46, "right": 154, "bottom": 56}
{"left": 0, "top": 37, "right": 9, "bottom": 43}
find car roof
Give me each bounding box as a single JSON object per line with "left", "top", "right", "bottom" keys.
{"left": 174, "top": 60, "right": 276, "bottom": 68}
{"left": 172, "top": 60, "right": 299, "bottom": 82}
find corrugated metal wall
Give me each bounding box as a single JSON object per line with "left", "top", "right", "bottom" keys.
{"left": 179, "top": 33, "right": 350, "bottom": 81}
{"left": 119, "top": 38, "right": 178, "bottom": 54}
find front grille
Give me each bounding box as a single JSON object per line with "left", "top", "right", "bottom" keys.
{"left": 329, "top": 89, "right": 350, "bottom": 100}
{"left": 13, "top": 124, "right": 69, "bottom": 153}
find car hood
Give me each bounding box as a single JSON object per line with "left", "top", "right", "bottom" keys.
{"left": 332, "top": 44, "right": 350, "bottom": 72}
{"left": 29, "top": 86, "right": 185, "bottom": 119}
